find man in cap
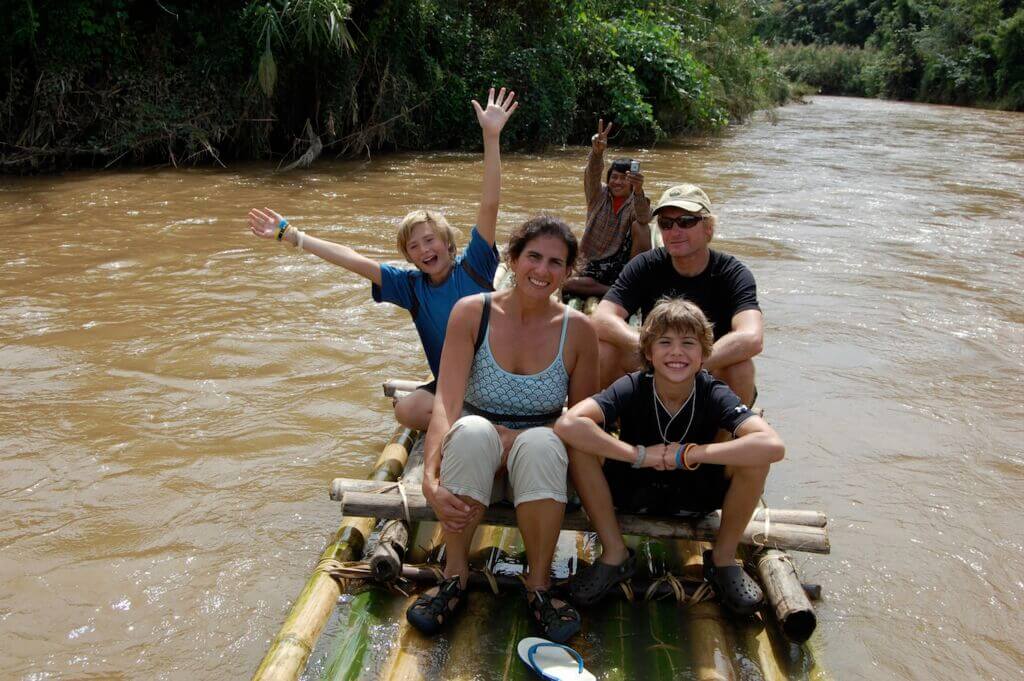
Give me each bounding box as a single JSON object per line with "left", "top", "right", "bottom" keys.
{"left": 563, "top": 119, "right": 652, "bottom": 298}
{"left": 591, "top": 184, "right": 763, "bottom": 405}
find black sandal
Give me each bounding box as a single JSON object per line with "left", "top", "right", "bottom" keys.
{"left": 569, "top": 548, "right": 637, "bottom": 606}
{"left": 526, "top": 588, "right": 581, "bottom": 643}
{"left": 702, "top": 550, "right": 764, "bottom": 616}
{"left": 406, "top": 576, "right": 467, "bottom": 635}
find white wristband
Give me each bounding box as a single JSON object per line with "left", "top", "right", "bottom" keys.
{"left": 295, "top": 229, "right": 306, "bottom": 251}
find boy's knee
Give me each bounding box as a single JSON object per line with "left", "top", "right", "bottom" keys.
{"left": 727, "top": 463, "right": 770, "bottom": 487}
{"left": 394, "top": 389, "right": 432, "bottom": 430}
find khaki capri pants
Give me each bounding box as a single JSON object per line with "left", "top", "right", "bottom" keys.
{"left": 439, "top": 415, "right": 568, "bottom": 507}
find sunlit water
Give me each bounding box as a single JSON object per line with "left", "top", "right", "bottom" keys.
{"left": 1, "top": 96, "right": 1022, "bottom": 679}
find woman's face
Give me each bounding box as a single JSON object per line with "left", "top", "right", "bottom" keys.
{"left": 510, "top": 234, "right": 571, "bottom": 300}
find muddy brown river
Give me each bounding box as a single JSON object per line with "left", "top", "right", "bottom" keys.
{"left": 1, "top": 96, "right": 1022, "bottom": 679}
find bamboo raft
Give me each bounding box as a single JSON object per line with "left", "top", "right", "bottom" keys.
{"left": 253, "top": 270, "right": 831, "bottom": 679}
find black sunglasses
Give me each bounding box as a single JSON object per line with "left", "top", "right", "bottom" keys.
{"left": 657, "top": 214, "right": 703, "bottom": 230}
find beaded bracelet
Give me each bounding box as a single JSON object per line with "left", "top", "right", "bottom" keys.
{"left": 276, "top": 218, "right": 289, "bottom": 241}
{"left": 631, "top": 444, "right": 646, "bottom": 469}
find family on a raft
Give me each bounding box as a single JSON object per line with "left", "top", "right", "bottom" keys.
{"left": 248, "top": 88, "right": 784, "bottom": 643}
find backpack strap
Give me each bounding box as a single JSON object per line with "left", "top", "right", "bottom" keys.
{"left": 461, "top": 259, "right": 495, "bottom": 292}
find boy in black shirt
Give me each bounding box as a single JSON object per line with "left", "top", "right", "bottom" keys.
{"left": 554, "top": 297, "right": 784, "bottom": 615}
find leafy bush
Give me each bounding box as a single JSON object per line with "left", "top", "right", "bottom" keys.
{"left": 772, "top": 43, "right": 873, "bottom": 95}
{"left": 1, "top": 0, "right": 790, "bottom": 172}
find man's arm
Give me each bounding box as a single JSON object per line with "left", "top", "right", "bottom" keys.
{"left": 565, "top": 313, "right": 600, "bottom": 407}
{"left": 248, "top": 207, "right": 382, "bottom": 286}
{"left": 592, "top": 299, "right": 639, "bottom": 351}
{"left": 703, "top": 309, "right": 764, "bottom": 373}
{"left": 472, "top": 87, "right": 517, "bottom": 248}
{"left": 584, "top": 119, "right": 612, "bottom": 207}
{"left": 629, "top": 174, "right": 652, "bottom": 257}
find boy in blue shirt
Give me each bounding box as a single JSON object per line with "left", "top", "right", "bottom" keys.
{"left": 248, "top": 88, "right": 518, "bottom": 429}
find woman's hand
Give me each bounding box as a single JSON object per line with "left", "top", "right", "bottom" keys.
{"left": 473, "top": 87, "right": 518, "bottom": 139}
{"left": 592, "top": 119, "right": 613, "bottom": 153}
{"left": 424, "top": 478, "right": 475, "bottom": 533}
{"left": 248, "top": 207, "right": 293, "bottom": 244}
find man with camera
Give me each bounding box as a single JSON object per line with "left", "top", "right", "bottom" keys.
{"left": 563, "top": 120, "right": 652, "bottom": 298}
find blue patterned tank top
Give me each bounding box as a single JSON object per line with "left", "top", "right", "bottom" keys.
{"left": 463, "top": 294, "right": 570, "bottom": 429}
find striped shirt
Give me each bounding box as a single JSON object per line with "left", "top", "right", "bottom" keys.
{"left": 579, "top": 148, "right": 652, "bottom": 262}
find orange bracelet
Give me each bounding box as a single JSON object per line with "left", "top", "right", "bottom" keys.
{"left": 682, "top": 443, "right": 700, "bottom": 470}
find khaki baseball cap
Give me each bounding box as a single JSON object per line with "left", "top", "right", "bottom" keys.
{"left": 652, "top": 184, "right": 712, "bottom": 215}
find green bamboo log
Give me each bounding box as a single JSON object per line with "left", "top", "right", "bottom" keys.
{"left": 252, "top": 426, "right": 415, "bottom": 681}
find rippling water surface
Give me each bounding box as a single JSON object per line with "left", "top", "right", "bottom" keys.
{"left": 2, "top": 96, "right": 1022, "bottom": 679}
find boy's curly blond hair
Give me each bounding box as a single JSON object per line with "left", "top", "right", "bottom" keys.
{"left": 638, "top": 297, "right": 714, "bottom": 371}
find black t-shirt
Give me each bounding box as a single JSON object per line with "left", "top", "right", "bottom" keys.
{"left": 591, "top": 370, "right": 755, "bottom": 512}
{"left": 603, "top": 248, "right": 760, "bottom": 340}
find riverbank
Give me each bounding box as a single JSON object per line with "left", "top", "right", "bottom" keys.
{"left": 1, "top": 1, "right": 786, "bottom": 174}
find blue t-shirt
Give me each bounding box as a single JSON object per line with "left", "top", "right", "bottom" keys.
{"left": 372, "top": 227, "right": 499, "bottom": 376}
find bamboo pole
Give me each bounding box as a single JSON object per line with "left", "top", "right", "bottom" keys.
{"left": 756, "top": 549, "right": 817, "bottom": 643}
{"left": 334, "top": 486, "right": 830, "bottom": 554}
{"left": 681, "top": 541, "right": 737, "bottom": 681}
{"left": 367, "top": 519, "right": 409, "bottom": 583}
{"left": 325, "top": 561, "right": 821, "bottom": 601}
{"left": 251, "top": 427, "right": 415, "bottom": 681}
{"left": 330, "top": 478, "right": 826, "bottom": 528}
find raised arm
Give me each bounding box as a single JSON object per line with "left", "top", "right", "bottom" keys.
{"left": 627, "top": 171, "right": 652, "bottom": 256}
{"left": 584, "top": 119, "right": 612, "bottom": 208}
{"left": 472, "top": 87, "right": 518, "bottom": 248}
{"left": 248, "top": 207, "right": 382, "bottom": 286}
{"left": 703, "top": 309, "right": 764, "bottom": 373}
{"left": 422, "top": 297, "right": 481, "bottom": 530}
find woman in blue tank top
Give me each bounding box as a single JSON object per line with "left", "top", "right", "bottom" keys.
{"left": 407, "top": 216, "right": 599, "bottom": 643}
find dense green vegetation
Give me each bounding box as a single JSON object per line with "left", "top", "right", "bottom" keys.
{"left": 758, "top": 0, "right": 1024, "bottom": 108}
{"left": 0, "top": 0, "right": 789, "bottom": 172}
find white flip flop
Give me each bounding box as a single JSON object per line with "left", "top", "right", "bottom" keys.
{"left": 516, "top": 637, "right": 596, "bottom": 681}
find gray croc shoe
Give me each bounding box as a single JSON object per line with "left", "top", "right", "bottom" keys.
{"left": 569, "top": 548, "right": 637, "bottom": 607}
{"left": 702, "top": 550, "right": 764, "bottom": 616}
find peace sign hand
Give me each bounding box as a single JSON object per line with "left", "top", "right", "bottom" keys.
{"left": 473, "top": 87, "right": 518, "bottom": 139}
{"left": 592, "top": 119, "right": 613, "bottom": 153}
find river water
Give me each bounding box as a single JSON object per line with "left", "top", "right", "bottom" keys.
{"left": 1, "top": 96, "right": 1022, "bottom": 679}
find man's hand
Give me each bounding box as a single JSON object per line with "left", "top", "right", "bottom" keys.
{"left": 627, "top": 170, "right": 644, "bottom": 197}
{"left": 592, "top": 119, "right": 613, "bottom": 154}
{"left": 473, "top": 87, "right": 518, "bottom": 139}
{"left": 424, "top": 478, "right": 476, "bottom": 533}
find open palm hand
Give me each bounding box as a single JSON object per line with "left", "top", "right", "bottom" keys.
{"left": 473, "top": 87, "right": 518, "bottom": 138}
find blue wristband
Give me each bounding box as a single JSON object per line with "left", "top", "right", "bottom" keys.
{"left": 675, "top": 444, "right": 684, "bottom": 470}
{"left": 276, "top": 218, "right": 289, "bottom": 241}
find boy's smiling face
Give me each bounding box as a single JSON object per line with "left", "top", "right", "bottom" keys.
{"left": 646, "top": 328, "right": 704, "bottom": 384}
{"left": 405, "top": 221, "right": 453, "bottom": 279}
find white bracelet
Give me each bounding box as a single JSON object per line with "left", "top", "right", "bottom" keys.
{"left": 295, "top": 229, "right": 306, "bottom": 251}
